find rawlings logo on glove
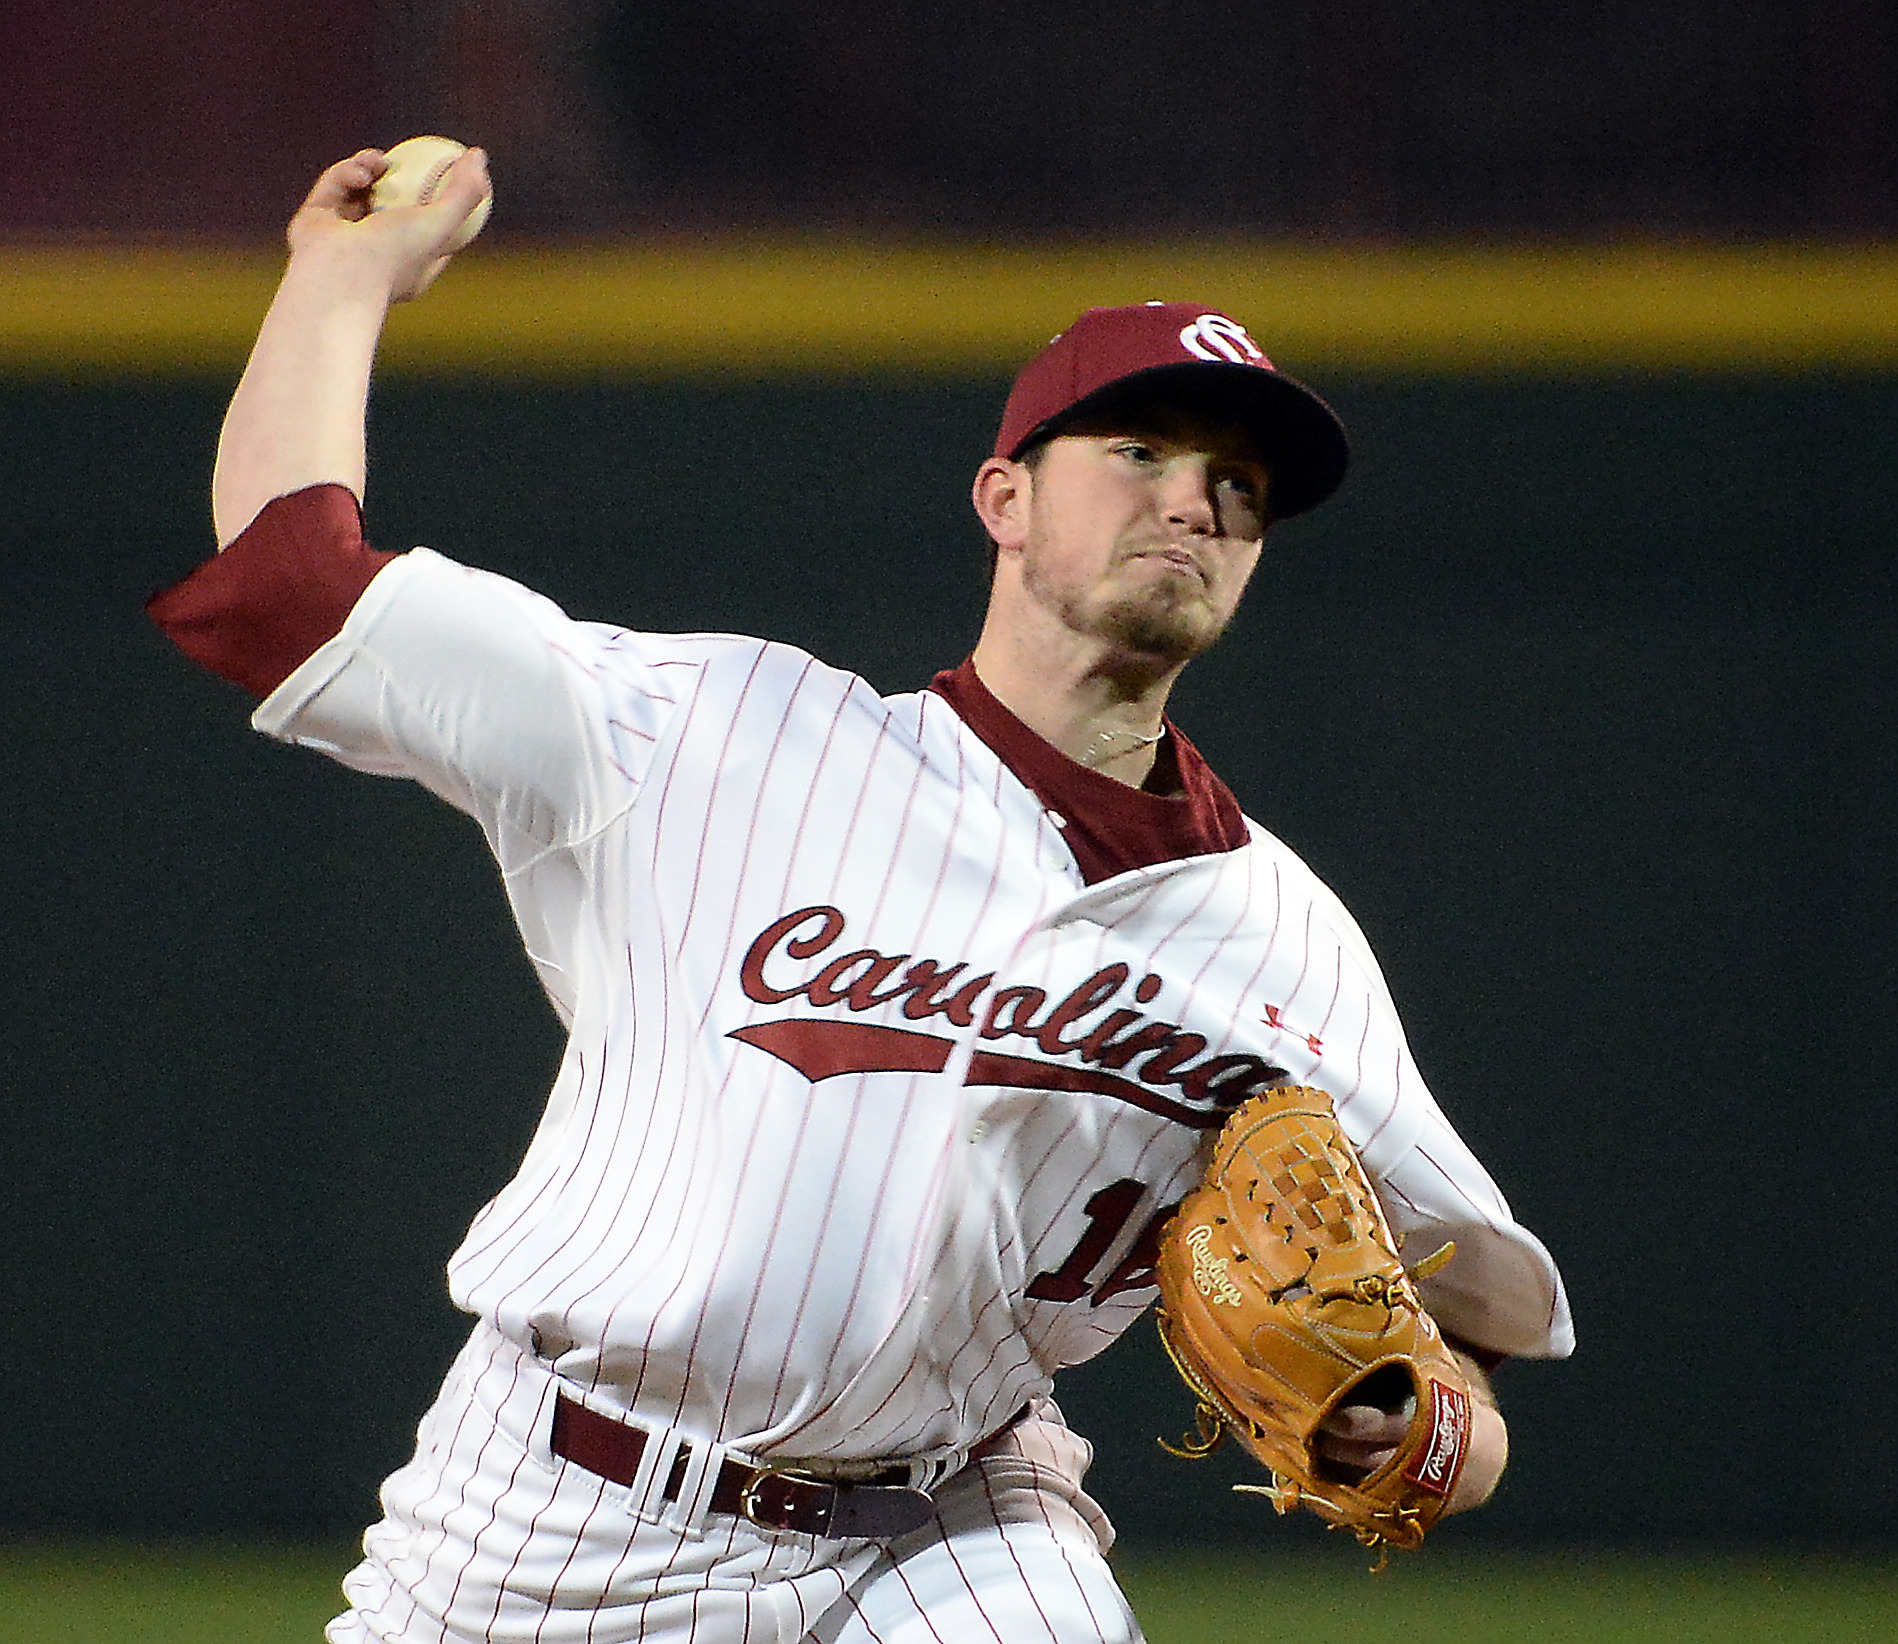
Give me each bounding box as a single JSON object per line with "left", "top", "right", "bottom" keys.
{"left": 1153, "top": 1085, "right": 1474, "bottom": 1562}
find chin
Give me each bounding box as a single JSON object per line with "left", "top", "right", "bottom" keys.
{"left": 1097, "top": 595, "right": 1227, "bottom": 665}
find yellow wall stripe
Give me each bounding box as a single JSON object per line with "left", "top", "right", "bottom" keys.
{"left": 7, "top": 240, "right": 1898, "bottom": 375}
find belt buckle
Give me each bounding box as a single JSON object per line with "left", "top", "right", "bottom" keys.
{"left": 739, "top": 1465, "right": 838, "bottom": 1536}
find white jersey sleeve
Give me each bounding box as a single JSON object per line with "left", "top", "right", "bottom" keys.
{"left": 254, "top": 548, "right": 675, "bottom": 843}
{"left": 251, "top": 547, "right": 713, "bottom": 1023}
{"left": 1228, "top": 825, "right": 1573, "bottom": 1359}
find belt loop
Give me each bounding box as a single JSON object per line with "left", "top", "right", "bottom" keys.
{"left": 628, "top": 1424, "right": 682, "bottom": 1522}
{"left": 547, "top": 1393, "right": 944, "bottom": 1541}
{"left": 659, "top": 1435, "right": 731, "bottom": 1535}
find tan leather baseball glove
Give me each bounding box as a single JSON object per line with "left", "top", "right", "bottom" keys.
{"left": 1153, "top": 1084, "right": 1475, "bottom": 1560}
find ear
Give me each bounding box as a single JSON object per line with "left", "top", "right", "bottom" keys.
{"left": 972, "top": 457, "right": 1031, "bottom": 552}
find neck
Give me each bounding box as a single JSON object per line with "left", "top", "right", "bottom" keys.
{"left": 968, "top": 624, "right": 1179, "bottom": 788}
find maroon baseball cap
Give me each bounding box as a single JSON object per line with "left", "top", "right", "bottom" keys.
{"left": 993, "top": 302, "right": 1349, "bottom": 518}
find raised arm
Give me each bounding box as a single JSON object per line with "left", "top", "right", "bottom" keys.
{"left": 211, "top": 146, "right": 491, "bottom": 548}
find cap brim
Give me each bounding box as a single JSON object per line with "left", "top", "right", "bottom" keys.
{"left": 1013, "top": 360, "right": 1350, "bottom": 520}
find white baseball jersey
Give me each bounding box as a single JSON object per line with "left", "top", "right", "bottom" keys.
{"left": 262, "top": 544, "right": 1569, "bottom": 1427}
{"left": 244, "top": 540, "right": 1570, "bottom": 1641}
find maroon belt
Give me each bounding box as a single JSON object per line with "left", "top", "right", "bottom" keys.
{"left": 550, "top": 1393, "right": 936, "bottom": 1540}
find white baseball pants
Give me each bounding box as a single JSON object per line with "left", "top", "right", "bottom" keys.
{"left": 325, "top": 1325, "right": 1143, "bottom": 1644}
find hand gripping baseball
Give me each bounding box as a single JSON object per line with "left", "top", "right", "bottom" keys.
{"left": 287, "top": 144, "right": 491, "bottom": 303}
{"left": 210, "top": 143, "right": 492, "bottom": 546}
{"left": 1153, "top": 1085, "right": 1479, "bottom": 1564}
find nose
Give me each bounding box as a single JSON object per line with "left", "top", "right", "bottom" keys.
{"left": 1159, "top": 458, "right": 1219, "bottom": 535}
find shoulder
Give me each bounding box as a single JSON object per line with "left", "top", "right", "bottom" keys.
{"left": 356, "top": 552, "right": 808, "bottom": 690}
{"left": 1237, "top": 815, "right": 1352, "bottom": 908}
{"left": 350, "top": 551, "right": 965, "bottom": 757}
{"left": 597, "top": 630, "right": 970, "bottom": 773}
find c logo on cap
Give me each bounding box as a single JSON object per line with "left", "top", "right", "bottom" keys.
{"left": 1179, "top": 315, "right": 1264, "bottom": 364}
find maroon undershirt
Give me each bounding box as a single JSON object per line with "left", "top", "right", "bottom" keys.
{"left": 145, "top": 485, "right": 394, "bottom": 698}
{"left": 926, "top": 662, "right": 1247, "bottom": 883}
{"left": 148, "top": 484, "right": 1249, "bottom": 885}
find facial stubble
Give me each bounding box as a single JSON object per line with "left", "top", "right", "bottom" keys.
{"left": 1024, "top": 549, "right": 1240, "bottom": 669}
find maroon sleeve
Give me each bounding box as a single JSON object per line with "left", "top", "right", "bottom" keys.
{"left": 145, "top": 484, "right": 396, "bottom": 698}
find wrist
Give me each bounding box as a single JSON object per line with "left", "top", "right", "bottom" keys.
{"left": 1446, "top": 1396, "right": 1509, "bottom": 1513}
{"left": 275, "top": 239, "right": 399, "bottom": 326}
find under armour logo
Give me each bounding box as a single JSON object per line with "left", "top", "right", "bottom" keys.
{"left": 1179, "top": 314, "right": 1265, "bottom": 365}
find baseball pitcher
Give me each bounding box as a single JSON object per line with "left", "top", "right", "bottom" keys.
{"left": 150, "top": 146, "right": 1573, "bottom": 1643}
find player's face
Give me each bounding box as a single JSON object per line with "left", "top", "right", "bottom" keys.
{"left": 1011, "top": 409, "right": 1271, "bottom": 666}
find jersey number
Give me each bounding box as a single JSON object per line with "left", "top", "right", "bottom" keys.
{"left": 1026, "top": 1178, "right": 1177, "bottom": 1307}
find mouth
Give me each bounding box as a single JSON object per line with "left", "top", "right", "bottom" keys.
{"left": 1130, "top": 545, "right": 1210, "bottom": 587}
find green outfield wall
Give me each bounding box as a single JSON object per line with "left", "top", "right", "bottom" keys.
{"left": 3, "top": 251, "right": 1893, "bottom": 1547}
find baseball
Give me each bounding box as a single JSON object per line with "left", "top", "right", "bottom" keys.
{"left": 370, "top": 135, "right": 492, "bottom": 251}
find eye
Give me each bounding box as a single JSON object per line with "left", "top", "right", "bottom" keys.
{"left": 1214, "top": 470, "right": 1271, "bottom": 536}
{"left": 1110, "top": 440, "right": 1159, "bottom": 465}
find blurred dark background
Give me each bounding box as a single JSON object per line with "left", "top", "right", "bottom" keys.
{"left": 3, "top": 0, "right": 1895, "bottom": 1560}
{"left": 3, "top": 0, "right": 1896, "bottom": 240}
